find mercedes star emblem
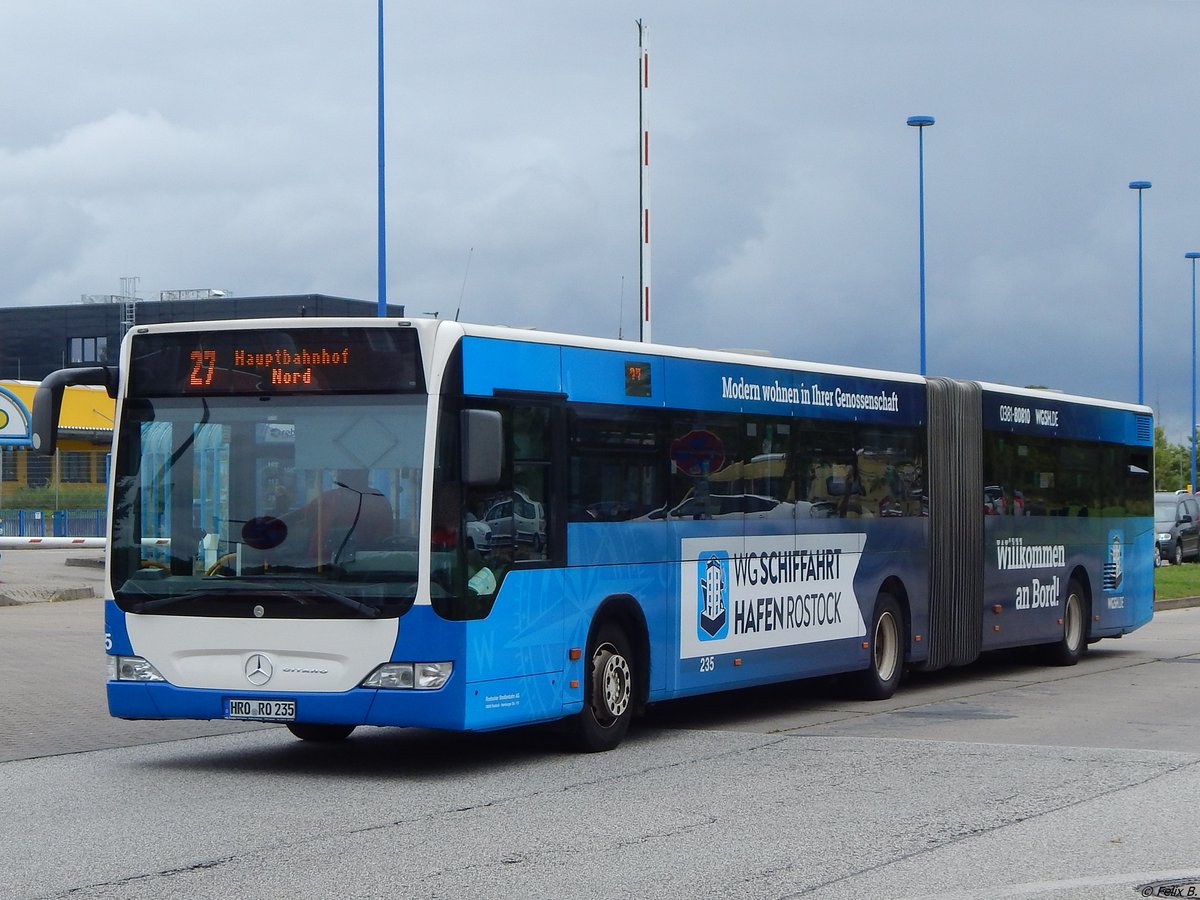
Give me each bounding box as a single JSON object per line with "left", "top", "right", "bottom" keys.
{"left": 245, "top": 653, "right": 273, "bottom": 686}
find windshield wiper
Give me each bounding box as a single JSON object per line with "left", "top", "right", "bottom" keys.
{"left": 126, "top": 589, "right": 225, "bottom": 614}
{"left": 124, "top": 584, "right": 380, "bottom": 619}
{"left": 292, "top": 581, "right": 380, "bottom": 619}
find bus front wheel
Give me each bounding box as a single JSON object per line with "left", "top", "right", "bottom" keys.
{"left": 567, "top": 622, "right": 635, "bottom": 752}
{"left": 851, "top": 593, "right": 904, "bottom": 700}
{"left": 286, "top": 723, "right": 356, "bottom": 742}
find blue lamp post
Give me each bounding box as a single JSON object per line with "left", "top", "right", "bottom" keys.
{"left": 1130, "top": 181, "right": 1151, "bottom": 403}
{"left": 1188, "top": 251, "right": 1200, "bottom": 492}
{"left": 908, "top": 116, "right": 935, "bottom": 375}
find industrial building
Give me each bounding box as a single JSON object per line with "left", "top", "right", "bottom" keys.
{"left": 0, "top": 292, "right": 400, "bottom": 528}
{"left": 0, "top": 291, "right": 400, "bottom": 381}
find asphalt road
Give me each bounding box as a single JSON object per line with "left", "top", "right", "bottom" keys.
{"left": 3, "top": 554, "right": 1200, "bottom": 898}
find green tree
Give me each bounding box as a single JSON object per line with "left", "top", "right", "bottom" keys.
{"left": 1155, "top": 426, "right": 1191, "bottom": 491}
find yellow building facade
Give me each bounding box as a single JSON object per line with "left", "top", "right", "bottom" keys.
{"left": 0, "top": 381, "right": 114, "bottom": 492}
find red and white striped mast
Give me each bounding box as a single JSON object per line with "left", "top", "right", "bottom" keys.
{"left": 637, "top": 19, "right": 652, "bottom": 343}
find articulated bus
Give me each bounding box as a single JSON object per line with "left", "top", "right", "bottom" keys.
{"left": 32, "top": 317, "right": 1154, "bottom": 751}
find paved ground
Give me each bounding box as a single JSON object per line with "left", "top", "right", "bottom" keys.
{"left": 0, "top": 547, "right": 106, "bottom": 605}
{"left": 0, "top": 550, "right": 266, "bottom": 762}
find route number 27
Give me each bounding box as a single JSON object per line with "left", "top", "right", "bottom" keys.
{"left": 189, "top": 350, "right": 217, "bottom": 386}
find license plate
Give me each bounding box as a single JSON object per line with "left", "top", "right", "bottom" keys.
{"left": 226, "top": 698, "right": 296, "bottom": 721}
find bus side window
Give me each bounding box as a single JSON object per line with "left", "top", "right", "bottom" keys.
{"left": 858, "top": 426, "right": 924, "bottom": 518}
{"left": 666, "top": 415, "right": 742, "bottom": 521}
{"left": 467, "top": 404, "right": 552, "bottom": 572}
{"left": 740, "top": 418, "right": 792, "bottom": 512}
{"left": 567, "top": 409, "right": 664, "bottom": 522}
{"left": 794, "top": 423, "right": 857, "bottom": 518}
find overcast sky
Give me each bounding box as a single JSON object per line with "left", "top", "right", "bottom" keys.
{"left": 4, "top": 2, "right": 1200, "bottom": 437}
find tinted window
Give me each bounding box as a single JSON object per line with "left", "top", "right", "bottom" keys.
{"left": 568, "top": 408, "right": 666, "bottom": 522}
{"left": 984, "top": 435, "right": 1151, "bottom": 517}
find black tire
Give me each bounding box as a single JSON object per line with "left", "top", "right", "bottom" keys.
{"left": 566, "top": 622, "right": 636, "bottom": 752}
{"left": 1044, "top": 578, "right": 1088, "bottom": 666}
{"left": 850, "top": 593, "right": 904, "bottom": 700}
{"left": 1154, "top": 544, "right": 1162, "bottom": 567}
{"left": 285, "top": 723, "right": 356, "bottom": 742}
{"left": 1174, "top": 542, "right": 1184, "bottom": 566}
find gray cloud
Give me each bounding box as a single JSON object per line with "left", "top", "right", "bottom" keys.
{"left": 2, "top": 1, "right": 1199, "bottom": 437}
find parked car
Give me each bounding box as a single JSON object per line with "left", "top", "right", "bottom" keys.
{"left": 646, "top": 493, "right": 798, "bottom": 520}
{"left": 483, "top": 492, "right": 545, "bottom": 551}
{"left": 464, "top": 513, "right": 492, "bottom": 553}
{"left": 1154, "top": 491, "right": 1200, "bottom": 565}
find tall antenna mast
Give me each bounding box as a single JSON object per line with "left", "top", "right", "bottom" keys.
{"left": 455, "top": 247, "right": 473, "bottom": 322}
{"left": 619, "top": 275, "right": 625, "bottom": 340}
{"left": 376, "top": 0, "right": 387, "bottom": 317}
{"left": 637, "top": 19, "right": 651, "bottom": 343}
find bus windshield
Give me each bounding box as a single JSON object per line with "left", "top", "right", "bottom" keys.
{"left": 110, "top": 393, "right": 426, "bottom": 619}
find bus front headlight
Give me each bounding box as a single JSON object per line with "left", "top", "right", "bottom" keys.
{"left": 414, "top": 661, "right": 453, "bottom": 690}
{"left": 362, "top": 661, "right": 452, "bottom": 690}
{"left": 362, "top": 664, "right": 414, "bottom": 689}
{"left": 107, "top": 655, "right": 166, "bottom": 682}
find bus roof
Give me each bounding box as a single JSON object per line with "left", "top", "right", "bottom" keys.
{"left": 974, "top": 380, "right": 1151, "bottom": 416}
{"left": 121, "top": 316, "right": 1148, "bottom": 415}
{"left": 452, "top": 320, "right": 929, "bottom": 385}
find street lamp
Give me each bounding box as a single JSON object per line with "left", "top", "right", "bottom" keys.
{"left": 1187, "top": 251, "right": 1200, "bottom": 492}
{"left": 908, "top": 116, "right": 935, "bottom": 375}
{"left": 1130, "top": 181, "right": 1152, "bottom": 403}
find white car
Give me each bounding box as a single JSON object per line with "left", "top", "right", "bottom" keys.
{"left": 483, "top": 494, "right": 545, "bottom": 551}
{"left": 465, "top": 513, "right": 492, "bottom": 553}
{"left": 648, "top": 493, "right": 797, "bottom": 520}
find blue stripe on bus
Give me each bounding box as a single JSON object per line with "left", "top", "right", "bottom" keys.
{"left": 107, "top": 680, "right": 475, "bottom": 731}
{"left": 462, "top": 338, "right": 562, "bottom": 396}
{"left": 464, "top": 336, "right": 926, "bottom": 425}
{"left": 982, "top": 388, "right": 1152, "bottom": 445}
{"left": 104, "top": 599, "right": 133, "bottom": 656}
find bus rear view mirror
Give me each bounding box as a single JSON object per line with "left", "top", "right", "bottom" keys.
{"left": 461, "top": 409, "right": 502, "bottom": 486}
{"left": 31, "top": 366, "right": 118, "bottom": 456}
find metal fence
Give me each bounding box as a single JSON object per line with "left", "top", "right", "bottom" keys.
{"left": 0, "top": 509, "right": 105, "bottom": 537}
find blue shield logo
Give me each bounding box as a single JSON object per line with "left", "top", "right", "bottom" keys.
{"left": 1103, "top": 530, "right": 1123, "bottom": 593}
{"left": 697, "top": 551, "right": 729, "bottom": 640}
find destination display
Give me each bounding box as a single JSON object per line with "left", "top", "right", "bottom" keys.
{"left": 128, "top": 327, "right": 423, "bottom": 396}
{"left": 625, "top": 359, "right": 652, "bottom": 397}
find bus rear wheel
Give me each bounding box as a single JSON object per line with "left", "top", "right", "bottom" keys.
{"left": 1044, "top": 579, "right": 1088, "bottom": 666}
{"left": 566, "top": 622, "right": 635, "bottom": 752}
{"left": 851, "top": 593, "right": 904, "bottom": 700}
{"left": 286, "top": 723, "right": 356, "bottom": 742}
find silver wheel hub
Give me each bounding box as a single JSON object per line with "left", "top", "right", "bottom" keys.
{"left": 591, "top": 642, "right": 631, "bottom": 724}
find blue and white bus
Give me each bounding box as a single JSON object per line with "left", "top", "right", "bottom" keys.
{"left": 32, "top": 318, "right": 1154, "bottom": 751}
